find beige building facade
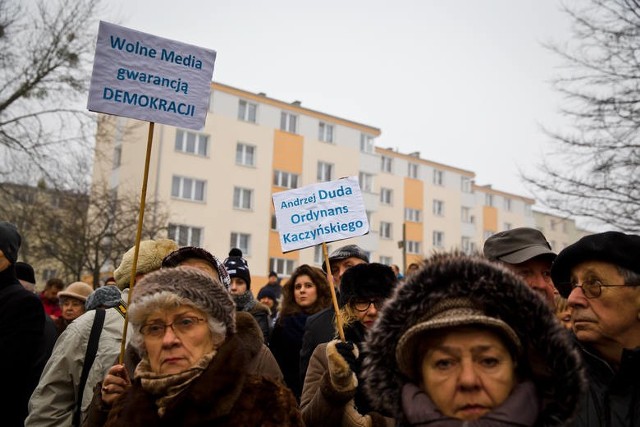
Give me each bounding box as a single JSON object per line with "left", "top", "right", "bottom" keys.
{"left": 93, "top": 82, "right": 560, "bottom": 282}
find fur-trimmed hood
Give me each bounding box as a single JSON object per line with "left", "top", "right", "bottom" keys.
{"left": 362, "top": 253, "right": 585, "bottom": 426}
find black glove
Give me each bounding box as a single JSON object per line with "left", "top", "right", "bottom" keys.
{"left": 335, "top": 341, "right": 359, "bottom": 374}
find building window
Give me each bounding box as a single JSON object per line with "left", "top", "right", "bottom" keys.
{"left": 318, "top": 122, "right": 334, "bottom": 143}
{"left": 171, "top": 176, "right": 206, "bottom": 201}
{"left": 485, "top": 194, "right": 494, "bottom": 207}
{"left": 503, "top": 198, "right": 512, "bottom": 211}
{"left": 360, "top": 133, "right": 374, "bottom": 153}
{"left": 317, "top": 161, "right": 334, "bottom": 182}
{"left": 380, "top": 221, "right": 392, "bottom": 239}
{"left": 280, "top": 111, "right": 298, "bottom": 133}
{"left": 380, "top": 187, "right": 393, "bottom": 205}
{"left": 168, "top": 223, "right": 202, "bottom": 246}
{"left": 433, "top": 169, "right": 444, "bottom": 186}
{"left": 461, "top": 236, "right": 471, "bottom": 254}
{"left": 238, "top": 100, "right": 257, "bottom": 123}
{"left": 405, "top": 208, "right": 422, "bottom": 222}
{"left": 461, "top": 207, "right": 471, "bottom": 223}
{"left": 313, "top": 245, "right": 331, "bottom": 265}
{"left": 524, "top": 204, "right": 533, "bottom": 216}
{"left": 270, "top": 257, "right": 296, "bottom": 276}
{"left": 273, "top": 170, "right": 299, "bottom": 189}
{"left": 433, "top": 200, "right": 445, "bottom": 216}
{"left": 379, "top": 255, "right": 393, "bottom": 265}
{"left": 112, "top": 146, "right": 122, "bottom": 169}
{"left": 233, "top": 187, "right": 253, "bottom": 210}
{"left": 407, "top": 240, "right": 421, "bottom": 255}
{"left": 230, "top": 232, "right": 251, "bottom": 255}
{"left": 483, "top": 230, "right": 494, "bottom": 240}
{"left": 504, "top": 222, "right": 512, "bottom": 231}
{"left": 461, "top": 177, "right": 472, "bottom": 193}
{"left": 380, "top": 156, "right": 392, "bottom": 173}
{"left": 236, "top": 142, "right": 255, "bottom": 166}
{"left": 408, "top": 163, "right": 419, "bottom": 179}
{"left": 359, "top": 172, "right": 374, "bottom": 193}
{"left": 433, "top": 231, "right": 444, "bottom": 248}
{"left": 175, "top": 129, "right": 208, "bottom": 156}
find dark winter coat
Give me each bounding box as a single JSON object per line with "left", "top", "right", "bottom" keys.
{"left": 84, "top": 316, "right": 301, "bottom": 427}
{"left": 0, "top": 266, "right": 47, "bottom": 427}
{"left": 363, "top": 253, "right": 586, "bottom": 426}
{"left": 568, "top": 339, "right": 640, "bottom": 427}
{"left": 269, "top": 312, "right": 309, "bottom": 401}
{"left": 299, "top": 306, "right": 336, "bottom": 384}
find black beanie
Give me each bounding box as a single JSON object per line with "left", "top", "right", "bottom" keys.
{"left": 223, "top": 248, "right": 251, "bottom": 289}
{"left": 15, "top": 262, "right": 36, "bottom": 284}
{"left": 0, "top": 221, "right": 21, "bottom": 265}
{"left": 339, "top": 263, "right": 396, "bottom": 307}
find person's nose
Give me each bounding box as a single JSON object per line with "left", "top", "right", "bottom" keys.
{"left": 458, "top": 360, "right": 481, "bottom": 390}
{"left": 161, "top": 324, "right": 180, "bottom": 346}
{"left": 567, "top": 285, "right": 588, "bottom": 308}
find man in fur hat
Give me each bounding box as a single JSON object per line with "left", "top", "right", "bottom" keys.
{"left": 0, "top": 222, "right": 48, "bottom": 427}
{"left": 27, "top": 239, "right": 178, "bottom": 427}
{"left": 552, "top": 231, "right": 640, "bottom": 426}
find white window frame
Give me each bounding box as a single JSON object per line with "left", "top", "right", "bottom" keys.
{"left": 485, "top": 194, "right": 494, "bottom": 207}
{"left": 433, "top": 199, "right": 445, "bottom": 216}
{"left": 504, "top": 222, "right": 512, "bottom": 231}
{"left": 168, "top": 223, "right": 203, "bottom": 247}
{"left": 175, "top": 129, "right": 209, "bottom": 157}
{"left": 379, "top": 255, "right": 393, "bottom": 265}
{"left": 317, "top": 161, "right": 334, "bottom": 182}
{"left": 381, "top": 156, "right": 392, "bottom": 173}
{"left": 238, "top": 99, "right": 257, "bottom": 123}
{"left": 230, "top": 232, "right": 251, "bottom": 255}
{"left": 433, "top": 231, "right": 444, "bottom": 248}
{"left": 433, "top": 169, "right": 444, "bottom": 186}
{"left": 274, "top": 170, "right": 299, "bottom": 189}
{"left": 461, "top": 176, "right": 472, "bottom": 193}
{"left": 379, "top": 221, "right": 393, "bottom": 239}
{"left": 236, "top": 142, "right": 256, "bottom": 166}
{"left": 318, "top": 122, "right": 334, "bottom": 143}
{"left": 407, "top": 240, "right": 421, "bottom": 255}
{"left": 233, "top": 187, "right": 253, "bottom": 210}
{"left": 405, "top": 208, "right": 422, "bottom": 223}
{"left": 461, "top": 207, "right": 472, "bottom": 223}
{"left": 314, "top": 244, "right": 331, "bottom": 265}
{"left": 380, "top": 187, "right": 393, "bottom": 205}
{"left": 504, "top": 198, "right": 512, "bottom": 211}
{"left": 270, "top": 257, "right": 296, "bottom": 276}
{"left": 408, "top": 163, "right": 419, "bottom": 179}
{"left": 359, "top": 172, "right": 374, "bottom": 193}
{"left": 360, "top": 133, "right": 374, "bottom": 153}
{"left": 280, "top": 111, "right": 298, "bottom": 133}
{"left": 461, "top": 236, "right": 471, "bottom": 254}
{"left": 171, "top": 176, "right": 206, "bottom": 202}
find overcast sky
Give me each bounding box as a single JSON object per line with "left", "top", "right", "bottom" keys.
{"left": 107, "top": 0, "right": 574, "bottom": 197}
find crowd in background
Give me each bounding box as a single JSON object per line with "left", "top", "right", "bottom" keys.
{"left": 1, "top": 219, "right": 639, "bottom": 426}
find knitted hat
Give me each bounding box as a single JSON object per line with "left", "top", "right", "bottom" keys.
{"left": 85, "top": 285, "right": 122, "bottom": 310}
{"left": 131, "top": 266, "right": 236, "bottom": 335}
{"left": 339, "top": 263, "right": 396, "bottom": 307}
{"left": 323, "top": 244, "right": 370, "bottom": 272}
{"left": 0, "top": 221, "right": 21, "bottom": 266}
{"left": 257, "top": 286, "right": 277, "bottom": 301}
{"left": 114, "top": 239, "right": 178, "bottom": 290}
{"left": 395, "top": 298, "right": 522, "bottom": 380}
{"left": 223, "top": 248, "right": 251, "bottom": 288}
{"left": 484, "top": 227, "right": 555, "bottom": 264}
{"left": 552, "top": 231, "right": 640, "bottom": 298}
{"left": 162, "top": 246, "right": 230, "bottom": 289}
{"left": 58, "top": 281, "right": 94, "bottom": 302}
{"left": 15, "top": 262, "right": 36, "bottom": 284}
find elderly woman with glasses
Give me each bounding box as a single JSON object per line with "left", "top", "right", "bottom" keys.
{"left": 300, "top": 263, "right": 397, "bottom": 427}
{"left": 84, "top": 267, "right": 302, "bottom": 427}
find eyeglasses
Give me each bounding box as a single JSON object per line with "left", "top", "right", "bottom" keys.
{"left": 352, "top": 299, "right": 384, "bottom": 312}
{"left": 571, "top": 278, "right": 640, "bottom": 299}
{"left": 140, "top": 316, "right": 206, "bottom": 338}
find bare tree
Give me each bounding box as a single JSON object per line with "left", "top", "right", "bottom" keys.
{"left": 524, "top": 0, "right": 640, "bottom": 233}
{"left": 0, "top": 0, "right": 104, "bottom": 177}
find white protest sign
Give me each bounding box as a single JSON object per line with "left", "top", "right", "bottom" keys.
{"left": 87, "top": 21, "right": 216, "bottom": 130}
{"left": 273, "top": 176, "right": 370, "bottom": 252}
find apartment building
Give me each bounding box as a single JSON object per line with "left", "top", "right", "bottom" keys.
{"left": 92, "top": 82, "right": 541, "bottom": 282}
{"left": 534, "top": 210, "right": 591, "bottom": 252}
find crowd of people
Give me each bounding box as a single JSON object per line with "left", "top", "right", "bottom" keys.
{"left": 1, "top": 219, "right": 639, "bottom": 426}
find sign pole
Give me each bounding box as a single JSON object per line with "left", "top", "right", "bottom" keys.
{"left": 323, "top": 242, "right": 345, "bottom": 342}
{"left": 119, "top": 121, "right": 155, "bottom": 363}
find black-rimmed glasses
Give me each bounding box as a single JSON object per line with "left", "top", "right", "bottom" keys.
{"left": 352, "top": 299, "right": 384, "bottom": 312}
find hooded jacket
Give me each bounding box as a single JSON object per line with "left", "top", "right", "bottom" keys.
{"left": 363, "top": 253, "right": 585, "bottom": 426}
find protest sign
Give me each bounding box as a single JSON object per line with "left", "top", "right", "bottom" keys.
{"left": 273, "top": 176, "right": 369, "bottom": 252}
{"left": 87, "top": 21, "right": 216, "bottom": 130}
